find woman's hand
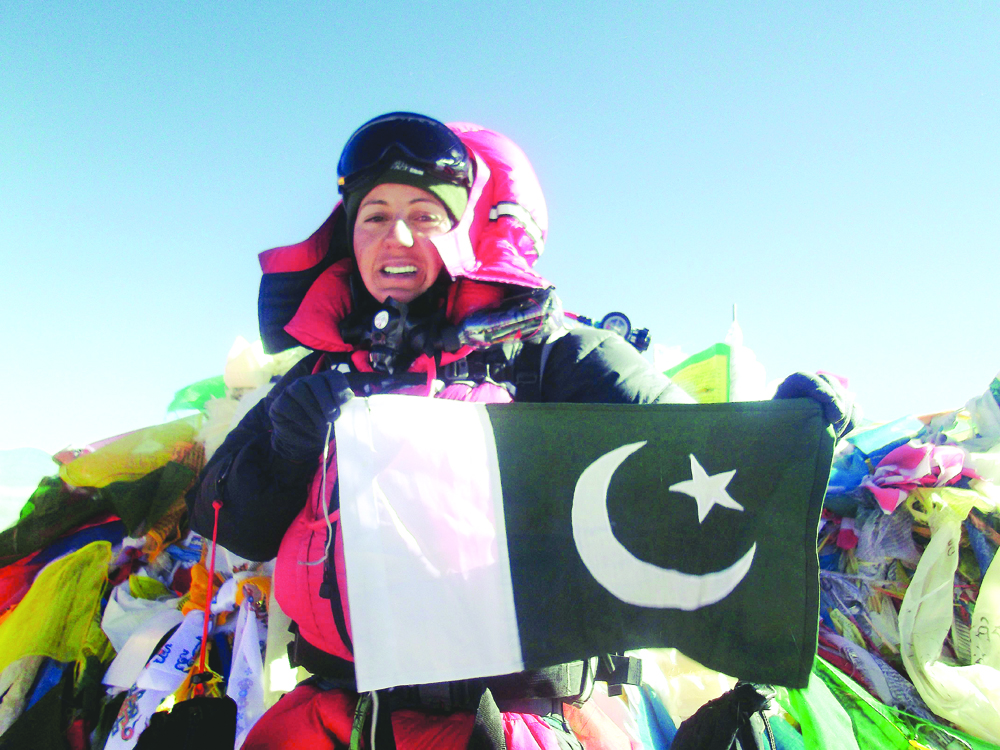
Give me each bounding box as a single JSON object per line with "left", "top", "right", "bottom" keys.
{"left": 268, "top": 370, "right": 355, "bottom": 462}
{"left": 774, "top": 372, "right": 859, "bottom": 439}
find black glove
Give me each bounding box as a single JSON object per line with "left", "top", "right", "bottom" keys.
{"left": 672, "top": 682, "right": 773, "bottom": 750}
{"left": 268, "top": 370, "right": 354, "bottom": 462}
{"left": 774, "top": 371, "right": 858, "bottom": 439}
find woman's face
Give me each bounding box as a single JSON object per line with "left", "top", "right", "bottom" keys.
{"left": 352, "top": 183, "right": 450, "bottom": 304}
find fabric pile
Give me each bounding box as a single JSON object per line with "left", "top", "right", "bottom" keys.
{"left": 1, "top": 338, "right": 999, "bottom": 749}
{"left": 0, "top": 418, "right": 210, "bottom": 749}
{"left": 0, "top": 338, "right": 310, "bottom": 750}
{"left": 773, "top": 375, "right": 1000, "bottom": 749}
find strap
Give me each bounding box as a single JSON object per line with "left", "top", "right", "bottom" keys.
{"left": 350, "top": 692, "right": 372, "bottom": 750}
{"left": 734, "top": 683, "right": 776, "bottom": 750}
{"left": 350, "top": 691, "right": 398, "bottom": 750}
{"left": 467, "top": 690, "right": 507, "bottom": 750}
{"left": 321, "top": 338, "right": 520, "bottom": 390}
{"left": 512, "top": 341, "right": 544, "bottom": 402}
{"left": 357, "top": 684, "right": 524, "bottom": 750}
{"left": 287, "top": 626, "right": 357, "bottom": 687}
{"left": 595, "top": 654, "right": 642, "bottom": 697}
{"left": 737, "top": 711, "right": 776, "bottom": 750}
{"left": 192, "top": 500, "right": 222, "bottom": 697}
{"left": 318, "top": 533, "right": 354, "bottom": 656}
{"left": 342, "top": 350, "right": 511, "bottom": 388}
{"left": 135, "top": 502, "right": 239, "bottom": 747}
{"left": 377, "top": 661, "right": 591, "bottom": 715}
{"left": 671, "top": 681, "right": 775, "bottom": 750}
{"left": 486, "top": 662, "right": 588, "bottom": 702}
{"left": 441, "top": 348, "right": 514, "bottom": 384}
{"left": 373, "top": 692, "right": 396, "bottom": 750}
{"left": 488, "top": 202, "right": 545, "bottom": 258}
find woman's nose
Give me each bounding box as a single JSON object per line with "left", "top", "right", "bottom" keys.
{"left": 390, "top": 219, "right": 414, "bottom": 247}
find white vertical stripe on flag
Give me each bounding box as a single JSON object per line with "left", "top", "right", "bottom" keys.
{"left": 336, "top": 395, "right": 524, "bottom": 691}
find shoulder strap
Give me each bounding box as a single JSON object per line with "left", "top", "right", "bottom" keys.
{"left": 467, "top": 690, "right": 507, "bottom": 750}
{"left": 512, "top": 341, "right": 544, "bottom": 402}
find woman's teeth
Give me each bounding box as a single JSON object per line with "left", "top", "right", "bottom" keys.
{"left": 382, "top": 265, "right": 417, "bottom": 275}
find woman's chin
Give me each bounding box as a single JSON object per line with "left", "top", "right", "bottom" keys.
{"left": 374, "top": 287, "right": 421, "bottom": 305}
{"left": 373, "top": 279, "right": 431, "bottom": 305}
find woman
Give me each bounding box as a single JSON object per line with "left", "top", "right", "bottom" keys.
{"left": 188, "top": 112, "right": 852, "bottom": 749}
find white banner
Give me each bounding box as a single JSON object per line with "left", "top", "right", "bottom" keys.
{"left": 105, "top": 610, "right": 205, "bottom": 750}
{"left": 228, "top": 599, "right": 267, "bottom": 748}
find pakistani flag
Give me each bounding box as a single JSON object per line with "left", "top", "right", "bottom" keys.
{"left": 336, "top": 395, "right": 834, "bottom": 692}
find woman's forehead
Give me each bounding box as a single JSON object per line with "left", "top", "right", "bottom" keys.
{"left": 359, "top": 183, "right": 444, "bottom": 208}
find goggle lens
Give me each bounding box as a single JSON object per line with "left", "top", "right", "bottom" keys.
{"left": 337, "top": 113, "right": 472, "bottom": 193}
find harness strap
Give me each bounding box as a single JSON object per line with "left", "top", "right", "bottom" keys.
{"left": 287, "top": 624, "right": 357, "bottom": 688}
{"left": 288, "top": 628, "right": 593, "bottom": 707}
{"left": 594, "top": 653, "right": 642, "bottom": 697}
{"left": 512, "top": 341, "right": 544, "bottom": 402}
{"left": 373, "top": 661, "right": 591, "bottom": 715}
{"left": 353, "top": 688, "right": 508, "bottom": 750}
{"left": 468, "top": 690, "right": 507, "bottom": 750}
{"left": 487, "top": 661, "right": 590, "bottom": 702}
{"left": 317, "top": 530, "right": 354, "bottom": 655}
{"left": 373, "top": 693, "right": 396, "bottom": 750}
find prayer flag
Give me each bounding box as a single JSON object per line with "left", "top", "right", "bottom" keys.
{"left": 664, "top": 343, "right": 731, "bottom": 403}
{"left": 336, "top": 396, "right": 834, "bottom": 692}
{"left": 168, "top": 375, "right": 227, "bottom": 413}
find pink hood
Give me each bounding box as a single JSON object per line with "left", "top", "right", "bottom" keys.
{"left": 257, "top": 123, "right": 551, "bottom": 354}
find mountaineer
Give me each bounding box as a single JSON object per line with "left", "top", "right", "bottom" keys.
{"left": 188, "top": 112, "right": 854, "bottom": 749}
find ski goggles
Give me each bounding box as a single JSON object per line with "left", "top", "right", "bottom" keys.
{"left": 337, "top": 112, "right": 473, "bottom": 194}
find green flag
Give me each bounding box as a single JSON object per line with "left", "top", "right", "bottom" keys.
{"left": 167, "top": 375, "right": 226, "bottom": 412}
{"left": 664, "top": 343, "right": 731, "bottom": 403}
{"left": 337, "top": 397, "right": 834, "bottom": 691}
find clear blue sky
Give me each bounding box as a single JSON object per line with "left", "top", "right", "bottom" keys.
{"left": 2, "top": 2, "right": 998, "bottom": 452}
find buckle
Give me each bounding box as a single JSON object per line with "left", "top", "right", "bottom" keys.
{"left": 596, "top": 654, "right": 642, "bottom": 697}
{"left": 443, "top": 357, "right": 470, "bottom": 380}
{"left": 416, "top": 682, "right": 452, "bottom": 711}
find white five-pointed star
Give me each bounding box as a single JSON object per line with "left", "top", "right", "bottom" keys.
{"left": 668, "top": 454, "right": 743, "bottom": 523}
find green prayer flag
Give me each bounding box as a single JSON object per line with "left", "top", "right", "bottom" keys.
{"left": 100, "top": 461, "right": 196, "bottom": 536}
{"left": 0, "top": 479, "right": 113, "bottom": 567}
{"left": 781, "top": 658, "right": 1000, "bottom": 750}
{"left": 0, "top": 462, "right": 195, "bottom": 566}
{"left": 167, "top": 375, "right": 226, "bottom": 413}
{"left": 664, "top": 343, "right": 731, "bottom": 403}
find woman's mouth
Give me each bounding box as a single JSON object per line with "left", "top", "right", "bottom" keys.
{"left": 381, "top": 265, "right": 418, "bottom": 276}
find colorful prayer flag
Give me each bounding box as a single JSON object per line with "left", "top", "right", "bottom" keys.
{"left": 664, "top": 343, "right": 731, "bottom": 403}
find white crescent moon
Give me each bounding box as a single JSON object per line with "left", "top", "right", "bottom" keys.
{"left": 571, "top": 441, "right": 756, "bottom": 610}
